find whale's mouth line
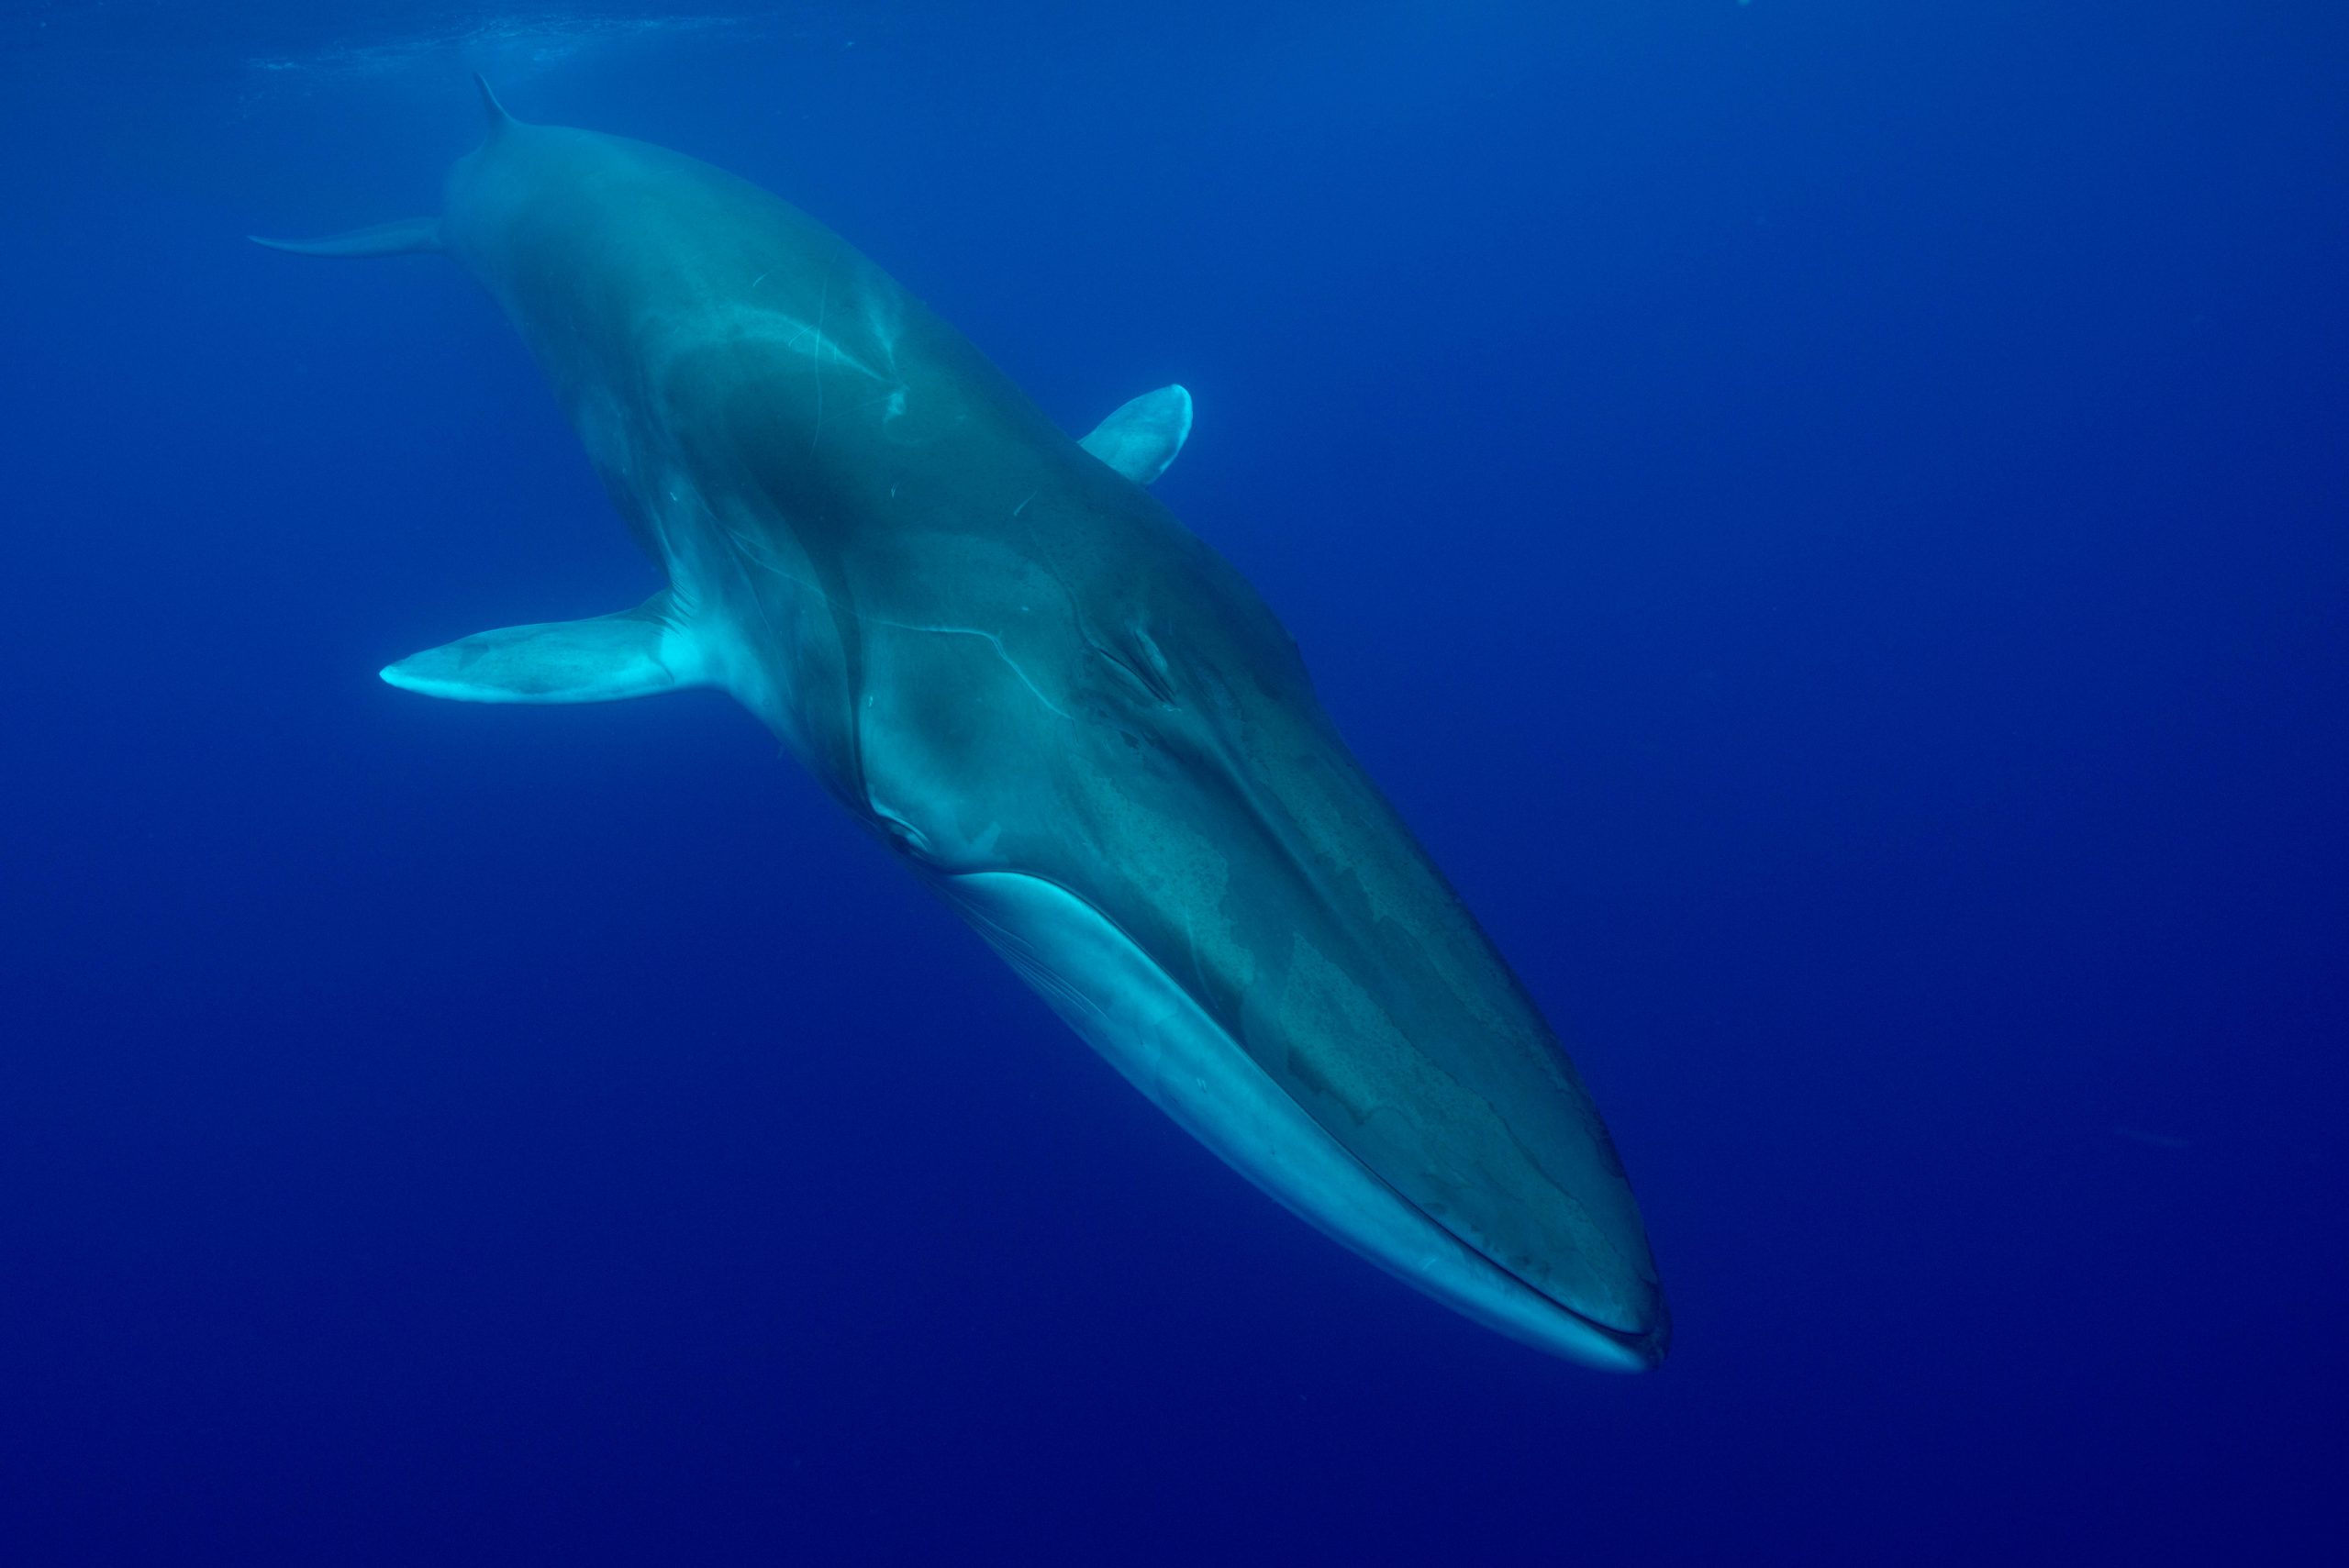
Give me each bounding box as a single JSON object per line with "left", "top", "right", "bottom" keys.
{"left": 935, "top": 865, "right": 1666, "bottom": 1366}
{"left": 1342, "top": 1135, "right": 1664, "bottom": 1358}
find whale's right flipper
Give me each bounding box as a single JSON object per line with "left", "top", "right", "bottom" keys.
{"left": 1081, "top": 384, "right": 1193, "bottom": 485}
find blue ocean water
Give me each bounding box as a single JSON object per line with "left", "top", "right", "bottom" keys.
{"left": 4, "top": 1, "right": 2344, "bottom": 1560}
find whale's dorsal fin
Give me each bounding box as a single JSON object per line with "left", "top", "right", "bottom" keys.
{"left": 380, "top": 590, "right": 708, "bottom": 704}
{"left": 474, "top": 72, "right": 518, "bottom": 131}
{"left": 1081, "top": 384, "right": 1192, "bottom": 485}
{"left": 248, "top": 217, "right": 441, "bottom": 259}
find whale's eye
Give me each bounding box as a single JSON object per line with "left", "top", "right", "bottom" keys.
{"left": 870, "top": 804, "right": 931, "bottom": 860}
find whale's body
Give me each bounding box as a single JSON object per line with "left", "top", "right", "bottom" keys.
{"left": 260, "top": 84, "right": 1668, "bottom": 1369}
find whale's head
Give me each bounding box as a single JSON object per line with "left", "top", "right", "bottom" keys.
{"left": 841, "top": 460, "right": 1671, "bottom": 1369}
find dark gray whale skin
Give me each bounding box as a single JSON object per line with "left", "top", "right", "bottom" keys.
{"left": 257, "top": 82, "right": 1667, "bottom": 1369}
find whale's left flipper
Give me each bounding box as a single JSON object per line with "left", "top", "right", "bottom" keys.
{"left": 249, "top": 217, "right": 443, "bottom": 259}
{"left": 381, "top": 590, "right": 707, "bottom": 704}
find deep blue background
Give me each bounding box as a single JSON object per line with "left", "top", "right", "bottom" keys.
{"left": 4, "top": 3, "right": 2344, "bottom": 1562}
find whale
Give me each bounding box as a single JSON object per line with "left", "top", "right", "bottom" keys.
{"left": 256, "top": 80, "right": 1670, "bottom": 1370}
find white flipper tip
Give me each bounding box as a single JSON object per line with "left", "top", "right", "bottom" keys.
{"left": 379, "top": 661, "right": 456, "bottom": 698}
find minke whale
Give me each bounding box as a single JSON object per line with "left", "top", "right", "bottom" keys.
{"left": 257, "top": 81, "right": 1669, "bottom": 1370}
